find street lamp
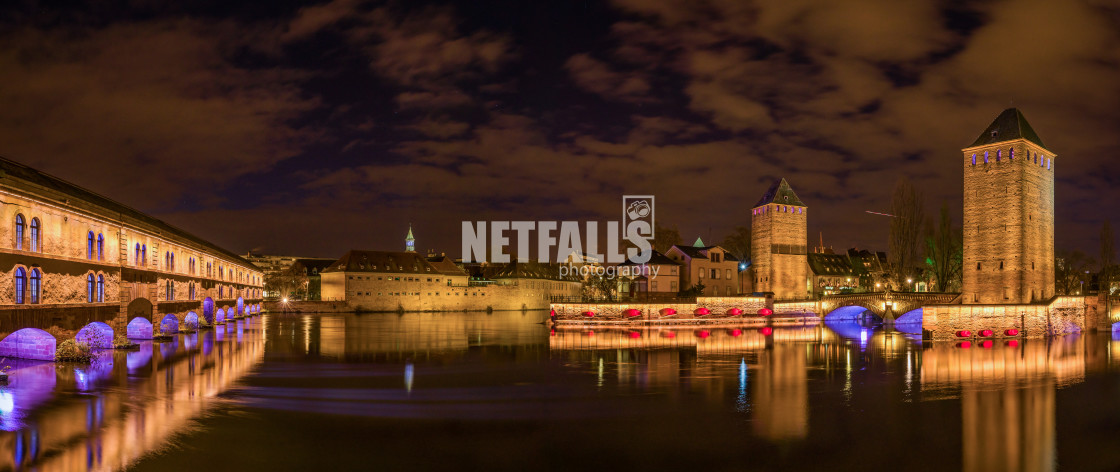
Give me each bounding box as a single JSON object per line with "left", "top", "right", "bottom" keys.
{"left": 907, "top": 278, "right": 913, "bottom": 293}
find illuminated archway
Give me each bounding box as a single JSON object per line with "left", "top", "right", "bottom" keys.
{"left": 0, "top": 328, "right": 56, "bottom": 361}
{"left": 127, "top": 317, "right": 153, "bottom": 339}
{"left": 159, "top": 314, "right": 179, "bottom": 335}
{"left": 75, "top": 321, "right": 114, "bottom": 349}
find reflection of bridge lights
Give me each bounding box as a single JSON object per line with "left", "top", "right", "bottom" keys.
{"left": 695, "top": 330, "right": 710, "bottom": 339}
{"left": 628, "top": 331, "right": 640, "bottom": 339}
{"left": 0, "top": 390, "right": 13, "bottom": 414}
{"left": 404, "top": 362, "right": 414, "bottom": 393}
{"left": 1007, "top": 340, "right": 1019, "bottom": 348}
{"left": 728, "top": 329, "right": 742, "bottom": 337}
{"left": 981, "top": 340, "right": 993, "bottom": 349}
{"left": 958, "top": 341, "right": 972, "bottom": 349}
{"left": 760, "top": 327, "right": 773, "bottom": 336}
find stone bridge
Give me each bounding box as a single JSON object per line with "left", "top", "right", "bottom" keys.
{"left": 816, "top": 292, "right": 960, "bottom": 321}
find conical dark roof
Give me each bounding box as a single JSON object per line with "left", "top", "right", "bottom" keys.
{"left": 753, "top": 178, "right": 805, "bottom": 208}
{"left": 968, "top": 108, "right": 1045, "bottom": 148}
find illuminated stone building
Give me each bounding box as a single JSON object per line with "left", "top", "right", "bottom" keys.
{"left": 0, "top": 156, "right": 264, "bottom": 359}
{"left": 961, "top": 108, "right": 1055, "bottom": 304}
{"left": 320, "top": 250, "right": 580, "bottom": 311}
{"left": 667, "top": 241, "right": 741, "bottom": 296}
{"left": 750, "top": 179, "right": 809, "bottom": 300}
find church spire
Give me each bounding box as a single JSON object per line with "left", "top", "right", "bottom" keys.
{"left": 405, "top": 225, "right": 415, "bottom": 252}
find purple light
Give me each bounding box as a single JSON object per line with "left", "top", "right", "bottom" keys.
{"left": 159, "top": 313, "right": 179, "bottom": 334}
{"left": 0, "top": 328, "right": 56, "bottom": 361}
{"left": 127, "top": 317, "right": 153, "bottom": 339}
{"left": 75, "top": 322, "right": 114, "bottom": 349}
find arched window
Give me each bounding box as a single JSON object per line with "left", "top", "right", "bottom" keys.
{"left": 1009, "top": 148, "right": 1014, "bottom": 160}
{"left": 996, "top": 149, "right": 1001, "bottom": 161}
{"left": 141, "top": 244, "right": 147, "bottom": 266}
{"left": 87, "top": 231, "right": 95, "bottom": 259}
{"left": 219, "top": 286, "right": 224, "bottom": 298}
{"left": 135, "top": 243, "right": 141, "bottom": 265}
{"left": 166, "top": 280, "right": 174, "bottom": 301}
{"left": 14, "top": 214, "right": 25, "bottom": 250}
{"left": 29, "top": 268, "right": 41, "bottom": 304}
{"left": 97, "top": 234, "right": 104, "bottom": 260}
{"left": 189, "top": 283, "right": 195, "bottom": 300}
{"left": 97, "top": 274, "right": 105, "bottom": 302}
{"left": 170, "top": 252, "right": 175, "bottom": 272}
{"left": 14, "top": 267, "right": 26, "bottom": 304}
{"left": 87, "top": 273, "right": 95, "bottom": 302}
{"left": 30, "top": 218, "right": 40, "bottom": 253}
{"left": 983, "top": 151, "right": 989, "bottom": 164}
{"left": 1047, "top": 158, "right": 1051, "bottom": 170}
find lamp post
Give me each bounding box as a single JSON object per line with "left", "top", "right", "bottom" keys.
{"left": 907, "top": 278, "right": 913, "bottom": 293}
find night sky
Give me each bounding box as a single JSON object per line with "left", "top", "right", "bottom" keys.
{"left": 2, "top": 0, "right": 1118, "bottom": 260}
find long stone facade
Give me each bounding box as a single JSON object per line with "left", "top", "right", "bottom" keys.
{"left": 0, "top": 156, "right": 264, "bottom": 358}
{"left": 751, "top": 179, "right": 809, "bottom": 300}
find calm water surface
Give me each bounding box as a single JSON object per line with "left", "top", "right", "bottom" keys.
{"left": 2, "top": 312, "right": 1120, "bottom": 471}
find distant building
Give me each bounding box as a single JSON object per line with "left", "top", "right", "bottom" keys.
{"left": 320, "top": 250, "right": 579, "bottom": 311}
{"left": 618, "top": 250, "right": 682, "bottom": 297}
{"left": 751, "top": 179, "right": 809, "bottom": 300}
{"left": 808, "top": 252, "right": 856, "bottom": 297}
{"left": 405, "top": 225, "right": 415, "bottom": 252}
{"left": 667, "top": 242, "right": 740, "bottom": 296}
{"left": 961, "top": 108, "right": 1055, "bottom": 304}
{"left": 285, "top": 258, "right": 336, "bottom": 300}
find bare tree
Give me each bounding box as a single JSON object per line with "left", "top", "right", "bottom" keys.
{"left": 923, "top": 202, "right": 962, "bottom": 292}
{"left": 888, "top": 177, "right": 925, "bottom": 290}
{"left": 653, "top": 223, "right": 683, "bottom": 254}
{"left": 1102, "top": 220, "right": 1115, "bottom": 295}
{"left": 1056, "top": 250, "right": 1094, "bottom": 295}
{"left": 721, "top": 226, "right": 751, "bottom": 263}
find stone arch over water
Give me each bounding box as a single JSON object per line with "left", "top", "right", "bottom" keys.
{"left": 75, "top": 321, "right": 114, "bottom": 349}
{"left": 159, "top": 314, "right": 179, "bottom": 334}
{"left": 127, "top": 317, "right": 154, "bottom": 339}
{"left": 202, "top": 297, "right": 215, "bottom": 324}
{"left": 184, "top": 311, "right": 200, "bottom": 330}
{"left": 824, "top": 305, "right": 882, "bottom": 323}
{"left": 0, "top": 328, "right": 56, "bottom": 361}
{"left": 216, "top": 307, "right": 226, "bottom": 323}
{"left": 237, "top": 297, "right": 245, "bottom": 316}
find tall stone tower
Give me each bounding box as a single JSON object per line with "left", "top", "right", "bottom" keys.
{"left": 751, "top": 179, "right": 808, "bottom": 300}
{"left": 405, "top": 225, "right": 415, "bottom": 252}
{"left": 962, "top": 108, "right": 1054, "bottom": 304}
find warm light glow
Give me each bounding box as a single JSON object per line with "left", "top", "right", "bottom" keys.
{"left": 282, "top": 297, "right": 289, "bottom": 303}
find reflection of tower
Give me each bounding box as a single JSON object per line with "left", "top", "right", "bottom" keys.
{"left": 751, "top": 179, "right": 808, "bottom": 300}
{"left": 962, "top": 108, "right": 1055, "bottom": 303}
{"left": 752, "top": 344, "right": 808, "bottom": 440}
{"left": 405, "top": 225, "right": 415, "bottom": 253}
{"left": 962, "top": 381, "right": 1055, "bottom": 472}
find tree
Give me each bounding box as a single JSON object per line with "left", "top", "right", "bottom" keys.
{"left": 1102, "top": 220, "right": 1115, "bottom": 295}
{"left": 1055, "top": 250, "right": 1094, "bottom": 295}
{"left": 922, "top": 202, "right": 962, "bottom": 292}
{"left": 721, "top": 226, "right": 751, "bottom": 263}
{"left": 582, "top": 272, "right": 618, "bottom": 301}
{"left": 653, "top": 223, "right": 683, "bottom": 254}
{"left": 887, "top": 177, "right": 925, "bottom": 290}
{"left": 264, "top": 267, "right": 309, "bottom": 299}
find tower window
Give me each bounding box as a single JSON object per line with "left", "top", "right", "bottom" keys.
{"left": 971, "top": 154, "right": 976, "bottom": 165}
{"left": 1009, "top": 148, "right": 1014, "bottom": 160}
{"left": 996, "top": 150, "right": 1001, "bottom": 161}
{"left": 983, "top": 151, "right": 989, "bottom": 164}
{"left": 999, "top": 261, "right": 1004, "bottom": 270}
{"left": 977, "top": 262, "right": 981, "bottom": 270}
{"left": 1047, "top": 158, "right": 1051, "bottom": 170}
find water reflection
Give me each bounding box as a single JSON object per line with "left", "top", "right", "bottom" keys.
{"left": 0, "top": 316, "right": 264, "bottom": 471}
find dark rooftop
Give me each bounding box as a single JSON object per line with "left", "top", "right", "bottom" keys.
{"left": 753, "top": 178, "right": 805, "bottom": 208}
{"left": 968, "top": 108, "right": 1046, "bottom": 148}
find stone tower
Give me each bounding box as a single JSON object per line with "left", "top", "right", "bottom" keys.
{"left": 405, "top": 225, "right": 415, "bottom": 252}
{"left": 962, "top": 108, "right": 1054, "bottom": 304}
{"left": 751, "top": 179, "right": 808, "bottom": 300}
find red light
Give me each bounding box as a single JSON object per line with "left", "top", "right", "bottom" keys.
{"left": 760, "top": 327, "right": 773, "bottom": 336}
{"left": 625, "top": 309, "right": 641, "bottom": 318}
{"left": 696, "top": 307, "right": 710, "bottom": 316}
{"left": 958, "top": 341, "right": 972, "bottom": 348}
{"left": 550, "top": 329, "right": 555, "bottom": 336}
{"left": 728, "top": 308, "right": 742, "bottom": 316}
{"left": 628, "top": 331, "right": 640, "bottom": 339}
{"left": 585, "top": 330, "right": 594, "bottom": 337}
{"left": 1008, "top": 340, "right": 1019, "bottom": 347}
{"left": 583, "top": 311, "right": 595, "bottom": 317}
{"left": 728, "top": 329, "right": 742, "bottom": 337}
{"left": 956, "top": 330, "right": 972, "bottom": 338}
{"left": 696, "top": 330, "right": 710, "bottom": 339}
{"left": 980, "top": 329, "right": 993, "bottom": 337}
{"left": 1005, "top": 329, "right": 1019, "bottom": 336}
{"left": 759, "top": 308, "right": 773, "bottom": 316}
{"left": 981, "top": 340, "right": 993, "bottom": 349}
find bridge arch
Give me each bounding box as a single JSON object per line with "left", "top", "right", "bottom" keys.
{"left": 183, "top": 311, "right": 200, "bottom": 331}
{"left": 75, "top": 321, "right": 114, "bottom": 349}
{"left": 0, "top": 328, "right": 56, "bottom": 361}
{"left": 237, "top": 297, "right": 245, "bottom": 316}
{"left": 824, "top": 305, "right": 882, "bottom": 323}
{"left": 127, "top": 297, "right": 153, "bottom": 321}
{"left": 215, "top": 307, "right": 226, "bottom": 324}
{"left": 127, "top": 317, "right": 154, "bottom": 339}
{"left": 159, "top": 314, "right": 179, "bottom": 335}
{"left": 202, "top": 297, "right": 215, "bottom": 324}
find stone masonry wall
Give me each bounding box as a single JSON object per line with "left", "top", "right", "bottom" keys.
{"left": 962, "top": 140, "right": 1055, "bottom": 304}
{"left": 551, "top": 296, "right": 769, "bottom": 321}
{"left": 924, "top": 296, "right": 1088, "bottom": 341}
{"left": 751, "top": 203, "right": 807, "bottom": 301}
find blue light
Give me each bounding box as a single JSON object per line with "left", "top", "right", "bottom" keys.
{"left": 0, "top": 391, "right": 13, "bottom": 415}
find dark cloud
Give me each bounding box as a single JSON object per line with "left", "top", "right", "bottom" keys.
{"left": 0, "top": 0, "right": 1118, "bottom": 259}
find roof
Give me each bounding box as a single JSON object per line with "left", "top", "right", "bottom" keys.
{"left": 668, "top": 244, "right": 737, "bottom": 263}
{"left": 692, "top": 237, "right": 705, "bottom": 247}
{"left": 487, "top": 260, "right": 581, "bottom": 281}
{"left": 808, "top": 253, "right": 855, "bottom": 276}
{"left": 289, "top": 258, "right": 336, "bottom": 275}
{"left": 0, "top": 155, "right": 257, "bottom": 270}
{"left": 753, "top": 178, "right": 805, "bottom": 208}
{"left": 968, "top": 108, "right": 1045, "bottom": 148}
{"left": 618, "top": 250, "right": 681, "bottom": 266}
{"left": 323, "top": 250, "right": 467, "bottom": 276}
